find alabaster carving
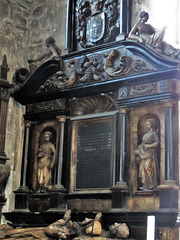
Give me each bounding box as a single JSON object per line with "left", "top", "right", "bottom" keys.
{"left": 128, "top": 11, "right": 180, "bottom": 59}
{"left": 109, "top": 223, "right": 130, "bottom": 239}
{"left": 28, "top": 36, "right": 61, "bottom": 74}
{"left": 135, "top": 118, "right": 159, "bottom": 191}
{"left": 37, "top": 131, "right": 56, "bottom": 192}
{"left": 40, "top": 48, "right": 154, "bottom": 92}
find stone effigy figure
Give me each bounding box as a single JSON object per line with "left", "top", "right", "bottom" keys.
{"left": 128, "top": 11, "right": 180, "bottom": 59}
{"left": 37, "top": 131, "right": 56, "bottom": 191}
{"left": 135, "top": 118, "right": 159, "bottom": 191}
{"left": 28, "top": 36, "right": 61, "bottom": 74}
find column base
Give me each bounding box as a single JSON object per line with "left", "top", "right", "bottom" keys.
{"left": 111, "top": 182, "right": 130, "bottom": 208}
{"left": 14, "top": 186, "right": 31, "bottom": 210}
{"left": 48, "top": 185, "right": 66, "bottom": 210}
{"left": 28, "top": 193, "right": 50, "bottom": 212}
{"left": 63, "top": 48, "right": 71, "bottom": 54}
{"left": 158, "top": 180, "right": 179, "bottom": 210}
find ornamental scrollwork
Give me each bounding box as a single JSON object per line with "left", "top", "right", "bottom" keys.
{"left": 38, "top": 49, "right": 155, "bottom": 92}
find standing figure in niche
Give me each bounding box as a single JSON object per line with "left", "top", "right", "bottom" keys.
{"left": 37, "top": 131, "right": 56, "bottom": 191}
{"left": 28, "top": 36, "right": 61, "bottom": 74}
{"left": 128, "top": 11, "right": 180, "bottom": 59}
{"left": 135, "top": 119, "right": 159, "bottom": 190}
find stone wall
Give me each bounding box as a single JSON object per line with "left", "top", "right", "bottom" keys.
{"left": 27, "top": 0, "right": 67, "bottom": 61}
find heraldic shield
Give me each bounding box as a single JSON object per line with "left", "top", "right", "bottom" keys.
{"left": 86, "top": 12, "right": 106, "bottom": 43}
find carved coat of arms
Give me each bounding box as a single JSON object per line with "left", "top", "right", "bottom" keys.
{"left": 86, "top": 12, "right": 106, "bottom": 43}
{"left": 76, "top": 0, "right": 120, "bottom": 48}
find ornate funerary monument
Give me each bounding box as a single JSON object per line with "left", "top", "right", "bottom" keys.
{"left": 5, "top": 0, "right": 180, "bottom": 239}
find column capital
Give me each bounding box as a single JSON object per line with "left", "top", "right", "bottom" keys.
{"left": 119, "top": 107, "right": 129, "bottom": 114}
{"left": 163, "top": 99, "right": 176, "bottom": 107}
{"left": 24, "top": 120, "right": 32, "bottom": 127}
{"left": 56, "top": 115, "right": 69, "bottom": 123}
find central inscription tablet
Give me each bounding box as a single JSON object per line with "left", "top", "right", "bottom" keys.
{"left": 70, "top": 112, "right": 117, "bottom": 191}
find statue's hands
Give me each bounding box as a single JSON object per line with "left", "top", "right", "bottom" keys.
{"left": 144, "top": 144, "right": 150, "bottom": 149}
{"left": 138, "top": 38, "right": 145, "bottom": 44}
{"left": 48, "top": 165, "right": 52, "bottom": 170}
{"left": 48, "top": 164, "right": 54, "bottom": 170}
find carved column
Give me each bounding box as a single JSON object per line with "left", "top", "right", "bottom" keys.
{"left": 48, "top": 115, "right": 68, "bottom": 210}
{"left": 21, "top": 120, "right": 31, "bottom": 187}
{"left": 158, "top": 101, "right": 179, "bottom": 210}
{"left": 111, "top": 108, "right": 129, "bottom": 208}
{"left": 164, "top": 102, "right": 174, "bottom": 181}
{"left": 14, "top": 120, "right": 32, "bottom": 210}
{"left": 56, "top": 115, "right": 67, "bottom": 188}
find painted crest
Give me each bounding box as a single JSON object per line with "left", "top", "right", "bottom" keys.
{"left": 86, "top": 12, "right": 106, "bottom": 43}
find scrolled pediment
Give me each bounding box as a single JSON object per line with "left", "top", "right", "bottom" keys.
{"left": 11, "top": 40, "right": 180, "bottom": 105}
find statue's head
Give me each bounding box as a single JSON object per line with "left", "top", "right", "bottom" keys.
{"left": 44, "top": 131, "right": 52, "bottom": 141}
{"left": 46, "top": 36, "right": 55, "bottom": 46}
{"left": 146, "top": 118, "right": 157, "bottom": 130}
{"left": 140, "top": 11, "right": 149, "bottom": 22}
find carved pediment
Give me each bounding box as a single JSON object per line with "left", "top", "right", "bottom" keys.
{"left": 11, "top": 41, "right": 180, "bottom": 105}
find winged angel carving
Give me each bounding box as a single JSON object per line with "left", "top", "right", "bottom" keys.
{"left": 75, "top": 0, "right": 120, "bottom": 48}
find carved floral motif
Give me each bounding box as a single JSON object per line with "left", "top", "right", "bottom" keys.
{"left": 26, "top": 101, "right": 55, "bottom": 113}
{"left": 39, "top": 49, "right": 155, "bottom": 92}
{"left": 130, "top": 83, "right": 157, "bottom": 96}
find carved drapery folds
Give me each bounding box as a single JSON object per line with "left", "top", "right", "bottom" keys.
{"left": 136, "top": 115, "right": 160, "bottom": 191}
